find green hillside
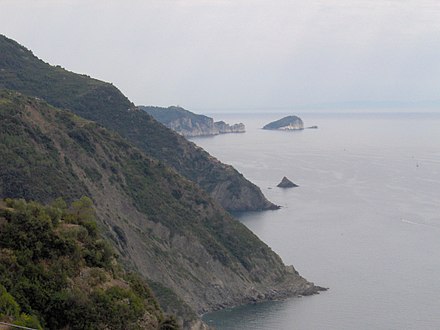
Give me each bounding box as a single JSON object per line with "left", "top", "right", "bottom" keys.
{"left": 0, "top": 90, "right": 322, "bottom": 326}
{"left": 0, "top": 34, "right": 276, "bottom": 212}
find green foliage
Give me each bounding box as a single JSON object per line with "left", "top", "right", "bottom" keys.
{"left": 66, "top": 196, "right": 98, "bottom": 237}
{"left": 84, "top": 166, "right": 103, "bottom": 182}
{"left": 0, "top": 198, "right": 166, "bottom": 329}
{"left": 0, "top": 285, "right": 20, "bottom": 318}
{"left": 0, "top": 89, "right": 278, "bottom": 279}
{"left": 83, "top": 239, "right": 114, "bottom": 269}
{"left": 148, "top": 281, "right": 197, "bottom": 324}
{"left": 0, "top": 198, "right": 75, "bottom": 261}
{"left": 159, "top": 316, "right": 180, "bottom": 330}
{"left": 0, "top": 39, "right": 289, "bottom": 323}
{"left": 141, "top": 105, "right": 212, "bottom": 126}
{"left": 0, "top": 35, "right": 133, "bottom": 122}
{"left": 0, "top": 90, "right": 89, "bottom": 203}
{"left": 0, "top": 34, "right": 273, "bottom": 213}
{"left": 92, "top": 287, "right": 145, "bottom": 328}
{"left": 14, "top": 313, "right": 43, "bottom": 330}
{"left": 126, "top": 274, "right": 158, "bottom": 306}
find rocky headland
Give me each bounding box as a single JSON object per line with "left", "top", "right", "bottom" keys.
{"left": 141, "top": 106, "right": 245, "bottom": 137}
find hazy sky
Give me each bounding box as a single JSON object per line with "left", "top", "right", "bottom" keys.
{"left": 1, "top": 0, "right": 440, "bottom": 111}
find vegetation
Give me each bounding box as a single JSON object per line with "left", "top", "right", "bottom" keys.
{"left": 0, "top": 34, "right": 133, "bottom": 123}
{"left": 0, "top": 87, "right": 291, "bottom": 317}
{"left": 0, "top": 90, "right": 272, "bottom": 268}
{"left": 0, "top": 34, "right": 275, "bottom": 212}
{"left": 0, "top": 197, "right": 177, "bottom": 329}
{"left": 0, "top": 91, "right": 89, "bottom": 203}
{"left": 141, "top": 106, "right": 212, "bottom": 124}
{"left": 0, "top": 35, "right": 314, "bottom": 324}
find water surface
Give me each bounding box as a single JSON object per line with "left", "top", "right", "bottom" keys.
{"left": 196, "top": 112, "right": 440, "bottom": 330}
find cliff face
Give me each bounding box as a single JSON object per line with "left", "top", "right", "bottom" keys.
{"left": 214, "top": 121, "right": 245, "bottom": 135}
{"left": 0, "top": 91, "right": 323, "bottom": 322}
{"left": 168, "top": 115, "right": 216, "bottom": 137}
{"left": 263, "top": 115, "right": 304, "bottom": 130}
{"left": 141, "top": 106, "right": 245, "bottom": 137}
{"left": 0, "top": 35, "right": 273, "bottom": 212}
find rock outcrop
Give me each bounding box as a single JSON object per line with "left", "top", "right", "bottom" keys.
{"left": 141, "top": 106, "right": 245, "bottom": 137}
{"left": 214, "top": 121, "right": 245, "bottom": 135}
{"left": 263, "top": 115, "right": 304, "bottom": 130}
{"left": 277, "top": 176, "right": 299, "bottom": 188}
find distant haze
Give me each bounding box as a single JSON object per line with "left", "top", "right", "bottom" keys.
{"left": 1, "top": 0, "right": 440, "bottom": 112}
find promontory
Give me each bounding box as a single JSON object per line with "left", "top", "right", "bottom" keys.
{"left": 141, "top": 105, "right": 245, "bottom": 137}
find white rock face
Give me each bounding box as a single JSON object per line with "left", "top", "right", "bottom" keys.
{"left": 279, "top": 124, "right": 302, "bottom": 130}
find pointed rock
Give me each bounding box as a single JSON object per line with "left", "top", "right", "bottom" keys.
{"left": 277, "top": 176, "right": 298, "bottom": 188}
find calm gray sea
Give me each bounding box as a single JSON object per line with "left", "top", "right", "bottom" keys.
{"left": 194, "top": 112, "right": 440, "bottom": 330}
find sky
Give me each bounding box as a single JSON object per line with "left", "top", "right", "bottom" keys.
{"left": 1, "top": 0, "right": 440, "bottom": 112}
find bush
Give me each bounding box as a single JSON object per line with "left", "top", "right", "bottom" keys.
{"left": 0, "top": 285, "right": 20, "bottom": 318}
{"left": 0, "top": 197, "right": 168, "bottom": 329}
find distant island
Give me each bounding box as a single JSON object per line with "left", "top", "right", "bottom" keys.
{"left": 140, "top": 105, "right": 245, "bottom": 137}
{"left": 263, "top": 115, "right": 304, "bottom": 130}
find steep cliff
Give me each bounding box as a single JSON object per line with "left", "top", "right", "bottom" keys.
{"left": 0, "top": 91, "right": 324, "bottom": 324}
{"left": 214, "top": 121, "right": 245, "bottom": 135}
{"left": 141, "top": 106, "right": 245, "bottom": 137}
{"left": 0, "top": 34, "right": 274, "bottom": 212}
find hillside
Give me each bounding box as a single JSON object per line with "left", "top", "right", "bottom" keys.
{"left": 141, "top": 106, "right": 245, "bottom": 137}
{"left": 0, "top": 34, "right": 276, "bottom": 212}
{"left": 0, "top": 91, "right": 324, "bottom": 326}
{"left": 0, "top": 197, "right": 175, "bottom": 330}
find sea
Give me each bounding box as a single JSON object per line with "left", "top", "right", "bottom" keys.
{"left": 192, "top": 112, "right": 440, "bottom": 330}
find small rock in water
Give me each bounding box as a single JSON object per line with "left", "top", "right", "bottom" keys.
{"left": 277, "top": 176, "right": 298, "bottom": 188}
